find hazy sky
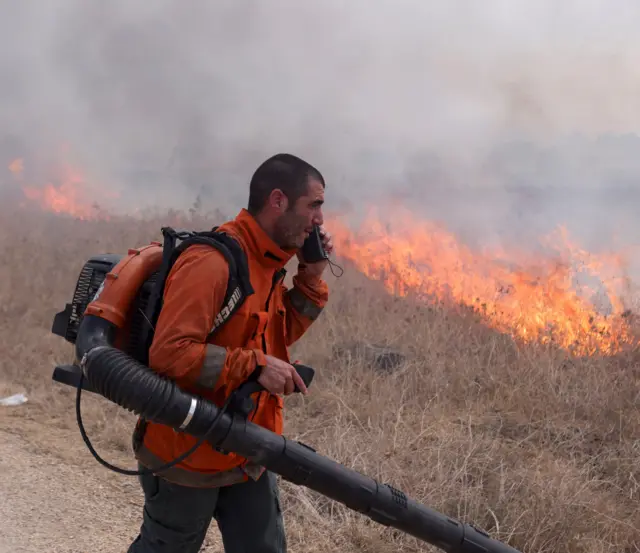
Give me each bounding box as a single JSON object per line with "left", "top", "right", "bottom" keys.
{"left": 2, "top": 1, "right": 640, "bottom": 250}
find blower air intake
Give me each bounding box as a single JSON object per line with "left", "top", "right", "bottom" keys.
{"left": 52, "top": 252, "right": 161, "bottom": 367}
{"left": 50, "top": 232, "right": 522, "bottom": 553}
{"left": 52, "top": 254, "right": 122, "bottom": 345}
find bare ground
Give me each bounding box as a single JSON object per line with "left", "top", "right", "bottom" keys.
{"left": 0, "top": 395, "right": 232, "bottom": 552}
{"left": 1, "top": 205, "right": 640, "bottom": 553}
{"left": 0, "top": 423, "right": 140, "bottom": 553}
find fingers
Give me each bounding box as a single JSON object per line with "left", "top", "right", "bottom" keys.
{"left": 284, "top": 374, "right": 295, "bottom": 395}
{"left": 260, "top": 355, "right": 309, "bottom": 396}
{"left": 318, "top": 225, "right": 334, "bottom": 255}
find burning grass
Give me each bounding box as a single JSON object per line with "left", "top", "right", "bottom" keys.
{"left": 330, "top": 206, "right": 640, "bottom": 357}
{"left": 1, "top": 203, "right": 639, "bottom": 552}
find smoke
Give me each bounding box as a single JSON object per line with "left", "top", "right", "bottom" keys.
{"left": 1, "top": 0, "right": 640, "bottom": 256}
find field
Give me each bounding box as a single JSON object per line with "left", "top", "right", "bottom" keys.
{"left": 1, "top": 203, "right": 639, "bottom": 553}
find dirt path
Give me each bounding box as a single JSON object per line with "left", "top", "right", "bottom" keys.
{"left": 0, "top": 425, "right": 141, "bottom": 552}
{"left": 0, "top": 408, "right": 223, "bottom": 553}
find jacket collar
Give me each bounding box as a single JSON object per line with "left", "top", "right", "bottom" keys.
{"left": 221, "top": 208, "right": 296, "bottom": 270}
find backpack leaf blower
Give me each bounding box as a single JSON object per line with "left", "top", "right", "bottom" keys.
{"left": 50, "top": 227, "right": 522, "bottom": 553}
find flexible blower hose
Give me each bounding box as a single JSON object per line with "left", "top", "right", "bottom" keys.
{"left": 81, "top": 346, "right": 221, "bottom": 432}
{"left": 75, "top": 344, "right": 236, "bottom": 477}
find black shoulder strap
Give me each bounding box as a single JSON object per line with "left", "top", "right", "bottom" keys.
{"left": 141, "top": 226, "right": 254, "bottom": 356}
{"left": 176, "top": 228, "right": 255, "bottom": 339}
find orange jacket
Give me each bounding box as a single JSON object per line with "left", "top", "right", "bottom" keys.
{"left": 134, "top": 209, "right": 329, "bottom": 487}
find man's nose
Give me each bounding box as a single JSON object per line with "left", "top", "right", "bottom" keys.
{"left": 313, "top": 209, "right": 324, "bottom": 226}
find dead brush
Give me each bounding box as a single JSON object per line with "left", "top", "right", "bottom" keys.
{"left": 1, "top": 205, "right": 639, "bottom": 552}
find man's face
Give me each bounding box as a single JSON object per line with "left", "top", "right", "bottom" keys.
{"left": 273, "top": 178, "right": 325, "bottom": 250}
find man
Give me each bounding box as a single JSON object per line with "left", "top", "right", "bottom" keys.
{"left": 127, "top": 153, "right": 332, "bottom": 553}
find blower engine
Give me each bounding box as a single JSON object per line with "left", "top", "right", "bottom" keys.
{"left": 50, "top": 230, "right": 522, "bottom": 553}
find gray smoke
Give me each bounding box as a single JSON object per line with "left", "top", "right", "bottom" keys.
{"left": 1, "top": 0, "right": 640, "bottom": 263}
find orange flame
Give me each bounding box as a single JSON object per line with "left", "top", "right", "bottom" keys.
{"left": 330, "top": 206, "right": 638, "bottom": 356}
{"left": 8, "top": 157, "right": 117, "bottom": 220}
{"left": 8, "top": 158, "right": 24, "bottom": 177}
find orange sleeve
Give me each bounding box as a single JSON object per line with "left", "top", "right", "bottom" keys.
{"left": 282, "top": 264, "right": 329, "bottom": 346}
{"left": 148, "top": 244, "right": 266, "bottom": 398}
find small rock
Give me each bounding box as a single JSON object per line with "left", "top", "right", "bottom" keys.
{"left": 332, "top": 341, "right": 406, "bottom": 372}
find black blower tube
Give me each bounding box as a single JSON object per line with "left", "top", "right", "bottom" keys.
{"left": 75, "top": 315, "right": 521, "bottom": 553}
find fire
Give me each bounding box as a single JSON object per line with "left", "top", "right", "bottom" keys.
{"left": 8, "top": 158, "right": 23, "bottom": 177}
{"left": 7, "top": 156, "right": 117, "bottom": 220}
{"left": 330, "top": 206, "right": 638, "bottom": 356}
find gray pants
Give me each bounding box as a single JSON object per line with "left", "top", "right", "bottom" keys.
{"left": 127, "top": 466, "right": 286, "bottom": 553}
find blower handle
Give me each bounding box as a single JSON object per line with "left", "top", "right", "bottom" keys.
{"left": 228, "top": 363, "right": 315, "bottom": 416}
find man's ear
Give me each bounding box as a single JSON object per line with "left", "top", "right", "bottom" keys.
{"left": 269, "top": 189, "right": 289, "bottom": 212}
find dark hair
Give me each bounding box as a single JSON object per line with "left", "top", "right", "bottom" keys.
{"left": 247, "top": 153, "right": 325, "bottom": 215}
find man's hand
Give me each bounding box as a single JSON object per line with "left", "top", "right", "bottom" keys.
{"left": 257, "top": 355, "right": 308, "bottom": 395}
{"left": 296, "top": 225, "right": 334, "bottom": 278}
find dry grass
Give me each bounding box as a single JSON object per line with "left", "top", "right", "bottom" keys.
{"left": 1, "top": 204, "right": 639, "bottom": 553}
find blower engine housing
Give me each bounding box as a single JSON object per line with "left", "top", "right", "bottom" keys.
{"left": 52, "top": 243, "right": 164, "bottom": 366}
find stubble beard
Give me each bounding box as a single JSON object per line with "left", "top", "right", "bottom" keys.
{"left": 273, "top": 211, "right": 308, "bottom": 250}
